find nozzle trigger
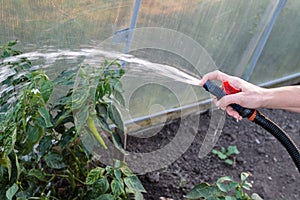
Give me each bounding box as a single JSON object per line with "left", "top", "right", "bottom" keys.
{"left": 222, "top": 80, "right": 241, "bottom": 95}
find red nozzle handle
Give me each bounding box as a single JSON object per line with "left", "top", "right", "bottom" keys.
{"left": 222, "top": 80, "right": 241, "bottom": 95}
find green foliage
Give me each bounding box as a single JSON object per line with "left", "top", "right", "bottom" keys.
{"left": 0, "top": 40, "right": 22, "bottom": 58}
{"left": 186, "top": 172, "right": 263, "bottom": 200}
{"left": 0, "top": 41, "right": 145, "bottom": 199}
{"left": 72, "top": 60, "right": 126, "bottom": 151}
{"left": 85, "top": 160, "right": 146, "bottom": 199}
{"left": 212, "top": 145, "right": 240, "bottom": 166}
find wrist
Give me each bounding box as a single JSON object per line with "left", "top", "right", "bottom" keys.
{"left": 259, "top": 88, "right": 274, "bottom": 108}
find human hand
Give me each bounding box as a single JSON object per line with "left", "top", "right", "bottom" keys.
{"left": 199, "top": 70, "right": 267, "bottom": 120}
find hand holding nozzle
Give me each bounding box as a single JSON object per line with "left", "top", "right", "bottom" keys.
{"left": 202, "top": 79, "right": 257, "bottom": 121}
{"left": 199, "top": 70, "right": 266, "bottom": 120}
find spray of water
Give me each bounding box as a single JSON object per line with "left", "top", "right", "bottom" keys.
{"left": 118, "top": 55, "right": 202, "bottom": 86}
{"left": 2, "top": 48, "right": 202, "bottom": 86}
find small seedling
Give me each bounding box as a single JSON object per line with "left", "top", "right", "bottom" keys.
{"left": 212, "top": 145, "right": 240, "bottom": 165}
{"left": 186, "top": 172, "right": 263, "bottom": 200}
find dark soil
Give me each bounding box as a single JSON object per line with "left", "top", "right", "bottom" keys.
{"left": 126, "top": 108, "right": 300, "bottom": 200}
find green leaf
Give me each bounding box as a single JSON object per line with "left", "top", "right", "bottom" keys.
{"left": 242, "top": 181, "right": 252, "bottom": 190}
{"left": 118, "top": 68, "right": 125, "bottom": 78}
{"left": 186, "top": 183, "right": 223, "bottom": 199}
{"left": 53, "top": 69, "right": 76, "bottom": 85}
{"left": 227, "top": 146, "right": 240, "bottom": 156}
{"left": 75, "top": 105, "right": 89, "bottom": 132}
{"left": 240, "top": 172, "right": 250, "bottom": 182}
{"left": 114, "top": 169, "right": 122, "bottom": 180}
{"left": 211, "top": 149, "right": 218, "bottom": 154}
{"left": 120, "top": 162, "right": 133, "bottom": 177}
{"left": 94, "top": 177, "right": 110, "bottom": 194}
{"left": 26, "top": 125, "right": 42, "bottom": 144}
{"left": 8, "top": 40, "right": 17, "bottom": 47}
{"left": 113, "top": 90, "right": 125, "bottom": 107}
{"left": 96, "top": 103, "right": 108, "bottom": 119}
{"left": 216, "top": 176, "right": 239, "bottom": 193}
{"left": 105, "top": 82, "right": 111, "bottom": 96}
{"left": 23, "top": 125, "right": 43, "bottom": 154}
{"left": 224, "top": 159, "right": 233, "bottom": 165}
{"left": 111, "top": 131, "right": 127, "bottom": 155}
{"left": 54, "top": 109, "right": 73, "bottom": 127}
{"left": 251, "top": 193, "right": 264, "bottom": 200}
{"left": 44, "top": 151, "right": 66, "bottom": 169}
{"left": 14, "top": 154, "right": 21, "bottom": 181}
{"left": 38, "top": 107, "right": 53, "bottom": 128}
{"left": 108, "top": 104, "right": 124, "bottom": 132}
{"left": 111, "top": 178, "right": 125, "bottom": 196}
{"left": 235, "top": 187, "right": 243, "bottom": 199}
{"left": 124, "top": 176, "right": 146, "bottom": 193}
{"left": 72, "top": 88, "right": 89, "bottom": 109}
{"left": 86, "top": 167, "right": 105, "bottom": 185}
{"left": 58, "top": 126, "right": 76, "bottom": 149}
{"left": 3, "top": 127, "right": 17, "bottom": 157}
{"left": 35, "top": 116, "right": 46, "bottom": 129}
{"left": 97, "top": 116, "right": 111, "bottom": 133}
{"left": 134, "top": 191, "right": 144, "bottom": 200}
{"left": 16, "top": 196, "right": 27, "bottom": 200}
{"left": 186, "top": 183, "right": 209, "bottom": 199}
{"left": 105, "top": 165, "right": 113, "bottom": 175}
{"left": 221, "top": 147, "right": 226, "bottom": 154}
{"left": 113, "top": 80, "right": 124, "bottom": 93}
{"left": 225, "top": 196, "right": 236, "bottom": 200}
{"left": 6, "top": 183, "right": 19, "bottom": 200}
{"left": 212, "top": 150, "right": 227, "bottom": 160}
{"left": 96, "top": 82, "right": 105, "bottom": 99}
{"left": 39, "top": 135, "right": 53, "bottom": 157}
{"left": 41, "top": 80, "right": 53, "bottom": 102}
{"left": 243, "top": 193, "right": 251, "bottom": 199}
{"left": 3, "top": 50, "right": 10, "bottom": 58}
{"left": 0, "top": 157, "right": 12, "bottom": 180}
{"left": 94, "top": 194, "right": 114, "bottom": 200}
{"left": 28, "top": 169, "right": 48, "bottom": 182}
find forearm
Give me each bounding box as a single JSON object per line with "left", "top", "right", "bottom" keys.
{"left": 262, "top": 86, "right": 300, "bottom": 112}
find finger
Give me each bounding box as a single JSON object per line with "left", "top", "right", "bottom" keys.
{"left": 212, "top": 96, "right": 217, "bottom": 103}
{"left": 200, "top": 70, "right": 231, "bottom": 86}
{"left": 226, "top": 106, "right": 242, "bottom": 120}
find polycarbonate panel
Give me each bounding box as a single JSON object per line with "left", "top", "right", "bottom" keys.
{"left": 114, "top": 0, "right": 280, "bottom": 122}
{"left": 136, "top": 0, "right": 276, "bottom": 74}
{"left": 0, "top": 0, "right": 134, "bottom": 47}
{"left": 249, "top": 0, "right": 300, "bottom": 84}
{"left": 0, "top": 0, "right": 288, "bottom": 129}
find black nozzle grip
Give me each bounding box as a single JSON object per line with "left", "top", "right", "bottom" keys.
{"left": 203, "top": 80, "right": 255, "bottom": 118}
{"left": 203, "top": 80, "right": 226, "bottom": 100}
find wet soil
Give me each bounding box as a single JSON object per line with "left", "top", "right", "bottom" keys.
{"left": 126, "top": 108, "right": 300, "bottom": 200}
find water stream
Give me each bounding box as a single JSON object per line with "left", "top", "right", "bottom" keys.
{"left": 2, "top": 48, "right": 202, "bottom": 86}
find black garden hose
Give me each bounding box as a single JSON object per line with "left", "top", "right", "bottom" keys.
{"left": 203, "top": 80, "right": 300, "bottom": 173}
{"left": 253, "top": 111, "right": 300, "bottom": 172}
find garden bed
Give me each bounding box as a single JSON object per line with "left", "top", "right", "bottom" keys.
{"left": 127, "top": 108, "right": 300, "bottom": 199}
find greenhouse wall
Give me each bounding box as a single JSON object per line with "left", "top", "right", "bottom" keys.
{"left": 1, "top": 0, "right": 299, "bottom": 132}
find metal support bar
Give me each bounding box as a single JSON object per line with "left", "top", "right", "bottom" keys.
{"left": 243, "top": 0, "right": 287, "bottom": 81}
{"left": 112, "top": 0, "right": 142, "bottom": 52}
{"left": 125, "top": 0, "right": 142, "bottom": 54}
